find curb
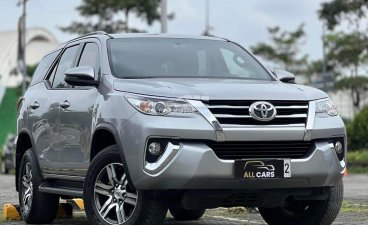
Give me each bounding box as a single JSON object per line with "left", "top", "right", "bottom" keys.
{"left": 3, "top": 199, "right": 84, "bottom": 221}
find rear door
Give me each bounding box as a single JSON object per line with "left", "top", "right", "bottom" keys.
{"left": 26, "top": 50, "right": 61, "bottom": 173}
{"left": 58, "top": 41, "right": 101, "bottom": 176}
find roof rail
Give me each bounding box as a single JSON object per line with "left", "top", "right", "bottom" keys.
{"left": 62, "top": 31, "right": 113, "bottom": 46}
{"left": 83, "top": 31, "right": 109, "bottom": 37}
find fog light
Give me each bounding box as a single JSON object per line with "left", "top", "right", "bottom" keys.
{"left": 334, "top": 141, "right": 343, "bottom": 154}
{"left": 148, "top": 142, "right": 161, "bottom": 155}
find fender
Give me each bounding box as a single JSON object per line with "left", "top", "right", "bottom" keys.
{"left": 93, "top": 123, "right": 135, "bottom": 188}
{"left": 15, "top": 128, "right": 42, "bottom": 192}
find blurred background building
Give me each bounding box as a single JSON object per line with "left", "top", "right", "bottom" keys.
{"left": 0, "top": 27, "right": 58, "bottom": 102}
{"left": 0, "top": 27, "right": 58, "bottom": 146}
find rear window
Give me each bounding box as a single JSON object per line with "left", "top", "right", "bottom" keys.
{"left": 30, "top": 50, "right": 60, "bottom": 86}
{"left": 108, "top": 38, "right": 272, "bottom": 81}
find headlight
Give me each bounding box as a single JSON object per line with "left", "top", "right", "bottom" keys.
{"left": 126, "top": 94, "right": 197, "bottom": 116}
{"left": 316, "top": 98, "right": 338, "bottom": 117}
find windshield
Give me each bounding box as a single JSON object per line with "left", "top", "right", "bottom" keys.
{"left": 108, "top": 38, "right": 273, "bottom": 80}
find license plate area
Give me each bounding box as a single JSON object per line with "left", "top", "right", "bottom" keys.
{"left": 234, "top": 159, "right": 291, "bottom": 179}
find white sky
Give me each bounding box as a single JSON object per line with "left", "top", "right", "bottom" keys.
{"left": 0, "top": 0, "right": 327, "bottom": 60}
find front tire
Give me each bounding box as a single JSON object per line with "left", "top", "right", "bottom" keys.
{"left": 84, "top": 145, "right": 168, "bottom": 225}
{"left": 169, "top": 206, "right": 206, "bottom": 221}
{"left": 18, "top": 150, "right": 59, "bottom": 224}
{"left": 259, "top": 181, "right": 344, "bottom": 225}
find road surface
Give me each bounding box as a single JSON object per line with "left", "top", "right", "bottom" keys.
{"left": 0, "top": 174, "right": 367, "bottom": 225}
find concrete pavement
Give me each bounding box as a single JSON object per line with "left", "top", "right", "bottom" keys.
{"left": 0, "top": 174, "right": 367, "bottom": 225}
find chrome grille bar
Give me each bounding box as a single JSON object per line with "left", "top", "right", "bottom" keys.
{"left": 207, "top": 105, "right": 250, "bottom": 109}
{"left": 204, "top": 100, "right": 309, "bottom": 126}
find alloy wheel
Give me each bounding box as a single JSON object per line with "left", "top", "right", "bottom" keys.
{"left": 94, "top": 163, "right": 138, "bottom": 225}
{"left": 21, "top": 162, "right": 33, "bottom": 215}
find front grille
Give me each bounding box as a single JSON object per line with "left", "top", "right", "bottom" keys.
{"left": 205, "top": 100, "right": 309, "bottom": 126}
{"left": 206, "top": 141, "right": 313, "bottom": 160}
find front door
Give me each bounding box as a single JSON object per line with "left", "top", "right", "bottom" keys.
{"left": 58, "top": 42, "right": 101, "bottom": 176}
{"left": 42, "top": 44, "right": 81, "bottom": 173}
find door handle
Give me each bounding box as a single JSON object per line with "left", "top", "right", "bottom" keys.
{"left": 30, "top": 101, "right": 40, "bottom": 110}
{"left": 60, "top": 100, "right": 70, "bottom": 109}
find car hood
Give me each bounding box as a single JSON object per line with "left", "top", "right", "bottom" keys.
{"left": 113, "top": 78, "right": 328, "bottom": 101}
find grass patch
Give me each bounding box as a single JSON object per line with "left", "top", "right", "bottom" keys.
{"left": 205, "top": 207, "right": 259, "bottom": 220}
{"left": 348, "top": 150, "right": 368, "bottom": 163}
{"left": 0, "top": 208, "right": 6, "bottom": 224}
{"left": 347, "top": 166, "right": 368, "bottom": 174}
{"left": 347, "top": 150, "right": 368, "bottom": 174}
{"left": 341, "top": 201, "right": 368, "bottom": 213}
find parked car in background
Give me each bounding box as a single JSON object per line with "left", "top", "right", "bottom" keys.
{"left": 1, "top": 134, "right": 15, "bottom": 174}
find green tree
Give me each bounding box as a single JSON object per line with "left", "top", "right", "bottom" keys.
{"left": 27, "top": 64, "right": 38, "bottom": 77}
{"left": 10, "top": 64, "right": 38, "bottom": 77}
{"left": 319, "top": 0, "right": 368, "bottom": 30}
{"left": 250, "top": 24, "right": 308, "bottom": 75}
{"left": 326, "top": 32, "right": 368, "bottom": 113}
{"left": 335, "top": 77, "right": 368, "bottom": 113}
{"left": 326, "top": 32, "right": 368, "bottom": 77}
{"left": 347, "top": 106, "right": 368, "bottom": 150}
{"left": 319, "top": 0, "right": 368, "bottom": 115}
{"left": 61, "top": 0, "right": 162, "bottom": 34}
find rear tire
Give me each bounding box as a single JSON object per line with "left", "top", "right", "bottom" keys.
{"left": 18, "top": 150, "right": 59, "bottom": 224}
{"left": 84, "top": 145, "right": 168, "bottom": 225}
{"left": 169, "top": 206, "right": 206, "bottom": 221}
{"left": 259, "top": 181, "right": 343, "bottom": 225}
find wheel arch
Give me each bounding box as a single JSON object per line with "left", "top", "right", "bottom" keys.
{"left": 91, "top": 123, "right": 134, "bottom": 188}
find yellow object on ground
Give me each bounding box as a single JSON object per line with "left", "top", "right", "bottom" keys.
{"left": 2, "top": 200, "right": 81, "bottom": 221}
{"left": 72, "top": 198, "right": 85, "bottom": 210}
{"left": 3, "top": 204, "right": 21, "bottom": 220}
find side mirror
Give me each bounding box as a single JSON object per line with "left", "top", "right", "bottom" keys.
{"left": 273, "top": 69, "right": 296, "bottom": 83}
{"left": 64, "top": 66, "right": 99, "bottom": 86}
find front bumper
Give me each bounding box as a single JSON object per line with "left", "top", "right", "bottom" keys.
{"left": 118, "top": 108, "right": 346, "bottom": 190}
{"left": 136, "top": 140, "right": 344, "bottom": 189}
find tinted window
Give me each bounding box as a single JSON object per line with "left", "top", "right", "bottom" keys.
{"left": 108, "top": 38, "right": 272, "bottom": 80}
{"left": 78, "top": 43, "right": 100, "bottom": 77}
{"left": 30, "top": 50, "right": 60, "bottom": 86}
{"left": 52, "top": 45, "right": 79, "bottom": 88}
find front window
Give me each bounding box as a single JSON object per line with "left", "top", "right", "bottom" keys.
{"left": 108, "top": 38, "right": 272, "bottom": 80}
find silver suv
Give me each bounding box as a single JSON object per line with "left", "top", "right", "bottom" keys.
{"left": 16, "top": 32, "right": 346, "bottom": 225}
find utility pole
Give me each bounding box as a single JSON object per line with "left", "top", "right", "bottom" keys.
{"left": 203, "top": 0, "right": 212, "bottom": 36}
{"left": 321, "top": 22, "right": 328, "bottom": 90}
{"left": 160, "top": 0, "right": 167, "bottom": 33}
{"left": 17, "top": 0, "right": 27, "bottom": 95}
